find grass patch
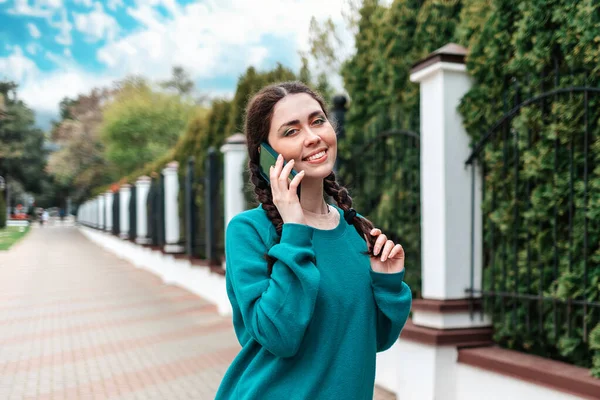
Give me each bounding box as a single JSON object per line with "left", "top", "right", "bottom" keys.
{"left": 0, "top": 226, "right": 31, "bottom": 251}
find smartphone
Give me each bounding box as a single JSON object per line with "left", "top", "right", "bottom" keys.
{"left": 259, "top": 142, "right": 301, "bottom": 199}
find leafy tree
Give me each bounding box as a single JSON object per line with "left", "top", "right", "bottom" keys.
{"left": 160, "top": 66, "right": 195, "bottom": 96}
{"left": 47, "top": 88, "right": 116, "bottom": 204}
{"left": 0, "top": 81, "right": 47, "bottom": 198}
{"left": 100, "top": 77, "right": 194, "bottom": 176}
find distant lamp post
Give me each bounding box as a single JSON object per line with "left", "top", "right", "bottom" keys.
{"left": 331, "top": 94, "right": 348, "bottom": 174}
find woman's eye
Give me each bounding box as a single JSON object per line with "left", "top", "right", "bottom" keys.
{"left": 284, "top": 129, "right": 298, "bottom": 136}
{"left": 313, "top": 118, "right": 325, "bottom": 125}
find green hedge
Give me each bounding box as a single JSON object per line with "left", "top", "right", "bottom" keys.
{"left": 457, "top": 0, "right": 600, "bottom": 376}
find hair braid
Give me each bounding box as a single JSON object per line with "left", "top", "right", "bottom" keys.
{"left": 248, "top": 162, "right": 282, "bottom": 274}
{"left": 324, "top": 171, "right": 376, "bottom": 256}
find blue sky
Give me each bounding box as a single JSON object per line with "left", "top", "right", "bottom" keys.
{"left": 0, "top": 0, "right": 350, "bottom": 130}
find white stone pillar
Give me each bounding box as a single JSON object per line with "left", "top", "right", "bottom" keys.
{"left": 105, "top": 191, "right": 113, "bottom": 232}
{"left": 93, "top": 198, "right": 98, "bottom": 228}
{"left": 220, "top": 133, "right": 247, "bottom": 232}
{"left": 409, "top": 43, "right": 483, "bottom": 304}
{"left": 384, "top": 43, "right": 489, "bottom": 400}
{"left": 98, "top": 195, "right": 105, "bottom": 230}
{"left": 162, "top": 162, "right": 183, "bottom": 253}
{"left": 119, "top": 184, "right": 131, "bottom": 239}
{"left": 135, "top": 176, "right": 152, "bottom": 244}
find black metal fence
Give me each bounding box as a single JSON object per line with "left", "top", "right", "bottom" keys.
{"left": 112, "top": 191, "right": 120, "bottom": 236}
{"left": 465, "top": 65, "right": 600, "bottom": 368}
{"left": 336, "top": 110, "right": 422, "bottom": 296}
{"left": 128, "top": 185, "right": 136, "bottom": 240}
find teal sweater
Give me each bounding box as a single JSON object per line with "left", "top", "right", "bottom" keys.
{"left": 215, "top": 204, "right": 412, "bottom": 400}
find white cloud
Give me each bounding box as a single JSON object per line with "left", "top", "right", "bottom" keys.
{"left": 0, "top": 46, "right": 39, "bottom": 82}
{"left": 107, "top": 0, "right": 124, "bottom": 11}
{"left": 6, "top": 0, "right": 354, "bottom": 129}
{"left": 8, "top": 0, "right": 62, "bottom": 17}
{"left": 27, "top": 22, "right": 42, "bottom": 38}
{"left": 26, "top": 42, "right": 41, "bottom": 55}
{"left": 100, "top": 0, "right": 350, "bottom": 82}
{"left": 0, "top": 47, "right": 115, "bottom": 120}
{"left": 73, "top": 2, "right": 119, "bottom": 42}
{"left": 52, "top": 9, "right": 73, "bottom": 46}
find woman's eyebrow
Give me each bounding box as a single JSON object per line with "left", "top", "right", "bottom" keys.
{"left": 278, "top": 110, "right": 325, "bottom": 132}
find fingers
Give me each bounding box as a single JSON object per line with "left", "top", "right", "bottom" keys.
{"left": 279, "top": 158, "right": 295, "bottom": 186}
{"left": 388, "top": 244, "right": 404, "bottom": 260}
{"left": 289, "top": 169, "right": 305, "bottom": 191}
{"left": 373, "top": 233, "right": 387, "bottom": 256}
{"left": 379, "top": 240, "right": 395, "bottom": 262}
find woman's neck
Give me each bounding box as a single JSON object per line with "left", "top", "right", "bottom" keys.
{"left": 298, "top": 177, "right": 328, "bottom": 214}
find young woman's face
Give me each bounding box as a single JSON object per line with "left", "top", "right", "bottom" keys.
{"left": 267, "top": 93, "right": 337, "bottom": 180}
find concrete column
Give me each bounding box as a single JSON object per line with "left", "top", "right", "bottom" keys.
{"left": 98, "top": 195, "right": 105, "bottom": 230}
{"left": 162, "top": 162, "right": 183, "bottom": 253}
{"left": 119, "top": 184, "right": 131, "bottom": 239}
{"left": 93, "top": 198, "right": 98, "bottom": 228}
{"left": 105, "top": 191, "right": 113, "bottom": 232}
{"left": 410, "top": 43, "right": 483, "bottom": 304}
{"left": 384, "top": 43, "right": 488, "bottom": 400}
{"left": 135, "top": 176, "right": 152, "bottom": 244}
{"left": 220, "top": 133, "right": 247, "bottom": 232}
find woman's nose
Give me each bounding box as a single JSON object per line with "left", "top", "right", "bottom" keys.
{"left": 305, "top": 130, "right": 321, "bottom": 145}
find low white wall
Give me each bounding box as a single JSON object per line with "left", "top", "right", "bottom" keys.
{"left": 455, "top": 364, "right": 583, "bottom": 400}
{"left": 79, "top": 226, "right": 231, "bottom": 315}
{"left": 374, "top": 338, "right": 586, "bottom": 400}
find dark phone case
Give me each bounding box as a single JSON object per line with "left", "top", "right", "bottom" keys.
{"left": 259, "top": 142, "right": 301, "bottom": 200}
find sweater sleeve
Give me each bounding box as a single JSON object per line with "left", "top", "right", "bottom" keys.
{"left": 225, "top": 216, "right": 320, "bottom": 358}
{"left": 370, "top": 269, "right": 412, "bottom": 352}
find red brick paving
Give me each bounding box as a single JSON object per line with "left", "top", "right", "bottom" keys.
{"left": 0, "top": 225, "right": 395, "bottom": 399}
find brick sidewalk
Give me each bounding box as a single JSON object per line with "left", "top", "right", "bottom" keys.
{"left": 0, "top": 225, "right": 395, "bottom": 400}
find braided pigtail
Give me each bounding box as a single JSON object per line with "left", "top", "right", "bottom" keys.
{"left": 323, "top": 171, "right": 376, "bottom": 256}
{"left": 248, "top": 162, "right": 282, "bottom": 274}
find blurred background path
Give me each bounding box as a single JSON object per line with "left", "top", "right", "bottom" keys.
{"left": 0, "top": 225, "right": 396, "bottom": 400}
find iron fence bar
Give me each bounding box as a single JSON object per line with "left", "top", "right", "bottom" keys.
{"left": 465, "top": 87, "right": 600, "bottom": 165}
{"left": 185, "top": 157, "right": 196, "bottom": 258}
{"left": 526, "top": 125, "right": 532, "bottom": 335}
{"left": 205, "top": 147, "right": 218, "bottom": 265}
{"left": 512, "top": 79, "right": 520, "bottom": 332}
{"left": 553, "top": 58, "right": 559, "bottom": 340}
{"left": 538, "top": 71, "right": 547, "bottom": 335}
{"left": 469, "top": 156, "right": 476, "bottom": 320}
{"left": 501, "top": 85, "right": 508, "bottom": 323}
{"left": 583, "top": 84, "right": 589, "bottom": 342}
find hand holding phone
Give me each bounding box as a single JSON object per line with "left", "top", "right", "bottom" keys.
{"left": 259, "top": 142, "right": 306, "bottom": 225}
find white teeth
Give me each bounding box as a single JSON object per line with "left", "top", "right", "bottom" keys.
{"left": 305, "top": 150, "right": 326, "bottom": 161}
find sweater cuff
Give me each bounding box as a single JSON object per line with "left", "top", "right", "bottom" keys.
{"left": 281, "top": 223, "right": 314, "bottom": 247}
{"left": 370, "top": 269, "right": 405, "bottom": 292}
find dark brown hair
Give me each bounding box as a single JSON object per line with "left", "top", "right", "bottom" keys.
{"left": 244, "top": 81, "right": 376, "bottom": 273}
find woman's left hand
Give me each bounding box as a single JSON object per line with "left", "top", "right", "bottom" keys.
{"left": 366, "top": 228, "right": 405, "bottom": 274}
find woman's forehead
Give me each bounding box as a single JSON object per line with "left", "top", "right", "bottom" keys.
{"left": 272, "top": 93, "right": 321, "bottom": 123}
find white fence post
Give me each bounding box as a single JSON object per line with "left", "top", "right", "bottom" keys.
{"left": 377, "top": 43, "right": 488, "bottom": 400}
{"left": 162, "top": 162, "right": 183, "bottom": 253}
{"left": 409, "top": 43, "right": 485, "bottom": 313}
{"left": 136, "top": 176, "right": 152, "bottom": 244}
{"left": 98, "top": 195, "right": 105, "bottom": 230}
{"left": 220, "top": 133, "right": 247, "bottom": 235}
{"left": 119, "top": 184, "right": 131, "bottom": 239}
{"left": 105, "top": 191, "right": 113, "bottom": 232}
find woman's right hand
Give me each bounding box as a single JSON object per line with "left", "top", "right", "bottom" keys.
{"left": 270, "top": 154, "right": 306, "bottom": 225}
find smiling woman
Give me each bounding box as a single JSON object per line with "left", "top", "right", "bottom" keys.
{"left": 215, "top": 81, "right": 412, "bottom": 400}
